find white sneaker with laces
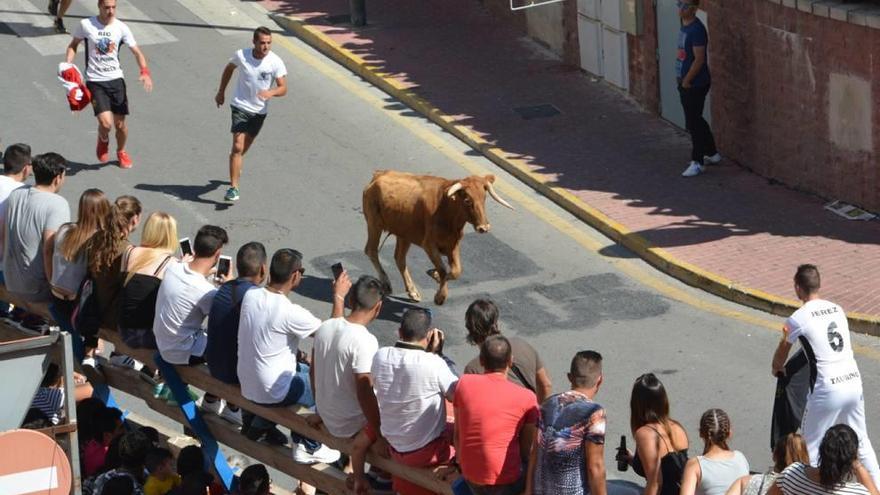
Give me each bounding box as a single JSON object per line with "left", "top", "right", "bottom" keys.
{"left": 220, "top": 406, "right": 243, "bottom": 426}
{"left": 200, "top": 397, "right": 224, "bottom": 416}
{"left": 703, "top": 153, "right": 722, "bottom": 164}
{"left": 292, "top": 443, "right": 341, "bottom": 464}
{"left": 681, "top": 161, "right": 704, "bottom": 177}
{"left": 109, "top": 354, "right": 144, "bottom": 371}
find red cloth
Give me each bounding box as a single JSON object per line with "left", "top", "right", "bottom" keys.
{"left": 82, "top": 439, "right": 108, "bottom": 477}
{"left": 390, "top": 423, "right": 455, "bottom": 495}
{"left": 57, "top": 63, "right": 91, "bottom": 111}
{"left": 453, "top": 373, "right": 538, "bottom": 485}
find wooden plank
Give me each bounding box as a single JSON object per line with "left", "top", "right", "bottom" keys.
{"left": 99, "top": 330, "right": 454, "bottom": 494}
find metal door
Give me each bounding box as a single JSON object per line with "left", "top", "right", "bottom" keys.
{"left": 656, "top": 0, "right": 710, "bottom": 128}
{"left": 577, "top": 0, "right": 629, "bottom": 90}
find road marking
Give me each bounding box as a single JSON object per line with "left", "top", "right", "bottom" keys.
{"left": 0, "top": 0, "right": 70, "bottom": 55}
{"left": 270, "top": 31, "right": 880, "bottom": 361}
{"left": 175, "top": 0, "right": 260, "bottom": 37}
{"left": 0, "top": 467, "right": 58, "bottom": 495}
{"left": 79, "top": 0, "right": 177, "bottom": 47}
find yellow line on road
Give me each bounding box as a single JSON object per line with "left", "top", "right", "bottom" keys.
{"left": 271, "top": 35, "right": 880, "bottom": 362}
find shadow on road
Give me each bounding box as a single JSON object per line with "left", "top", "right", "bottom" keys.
{"left": 134, "top": 180, "right": 231, "bottom": 211}
{"left": 295, "top": 274, "right": 424, "bottom": 326}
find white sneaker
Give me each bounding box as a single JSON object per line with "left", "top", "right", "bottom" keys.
{"left": 220, "top": 405, "right": 243, "bottom": 426}
{"left": 109, "top": 354, "right": 144, "bottom": 371}
{"left": 292, "top": 443, "right": 341, "bottom": 464}
{"left": 681, "top": 161, "right": 704, "bottom": 177}
{"left": 200, "top": 397, "right": 224, "bottom": 416}
{"left": 703, "top": 153, "right": 722, "bottom": 164}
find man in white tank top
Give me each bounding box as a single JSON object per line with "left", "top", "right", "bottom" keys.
{"left": 771, "top": 264, "right": 879, "bottom": 486}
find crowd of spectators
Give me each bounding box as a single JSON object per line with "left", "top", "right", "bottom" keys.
{"left": 4, "top": 142, "right": 880, "bottom": 495}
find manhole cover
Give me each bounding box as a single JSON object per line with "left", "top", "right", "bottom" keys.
{"left": 325, "top": 14, "right": 352, "bottom": 24}
{"left": 513, "top": 104, "right": 561, "bottom": 120}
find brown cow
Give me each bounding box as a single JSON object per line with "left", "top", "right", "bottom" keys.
{"left": 363, "top": 170, "right": 514, "bottom": 305}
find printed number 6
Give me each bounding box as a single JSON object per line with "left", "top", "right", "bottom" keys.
{"left": 827, "top": 322, "right": 844, "bottom": 352}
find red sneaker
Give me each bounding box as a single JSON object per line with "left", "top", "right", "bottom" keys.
{"left": 96, "top": 138, "right": 109, "bottom": 163}
{"left": 117, "top": 150, "right": 133, "bottom": 169}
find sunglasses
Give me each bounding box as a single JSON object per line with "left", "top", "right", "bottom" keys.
{"left": 677, "top": 1, "right": 694, "bottom": 9}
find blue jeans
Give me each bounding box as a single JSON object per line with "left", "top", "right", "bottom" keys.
{"left": 252, "top": 363, "right": 319, "bottom": 451}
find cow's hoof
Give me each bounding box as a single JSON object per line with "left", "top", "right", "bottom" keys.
{"left": 408, "top": 290, "right": 422, "bottom": 302}
{"left": 433, "top": 292, "right": 447, "bottom": 305}
{"left": 427, "top": 269, "right": 442, "bottom": 283}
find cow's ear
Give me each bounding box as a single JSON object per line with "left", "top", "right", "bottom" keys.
{"left": 446, "top": 182, "right": 464, "bottom": 198}
{"left": 484, "top": 174, "right": 497, "bottom": 185}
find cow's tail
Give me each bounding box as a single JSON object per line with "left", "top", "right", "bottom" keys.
{"left": 377, "top": 231, "right": 392, "bottom": 252}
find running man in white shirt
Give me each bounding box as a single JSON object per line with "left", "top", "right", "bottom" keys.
{"left": 215, "top": 26, "right": 288, "bottom": 202}
{"left": 772, "top": 264, "right": 880, "bottom": 487}
{"left": 65, "top": 0, "right": 153, "bottom": 169}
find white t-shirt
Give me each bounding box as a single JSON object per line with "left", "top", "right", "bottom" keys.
{"left": 786, "top": 299, "right": 859, "bottom": 383}
{"left": 312, "top": 317, "right": 378, "bottom": 438}
{"left": 0, "top": 175, "right": 25, "bottom": 263}
{"left": 153, "top": 262, "right": 215, "bottom": 365}
{"left": 230, "top": 49, "right": 287, "bottom": 115}
{"left": 72, "top": 17, "right": 137, "bottom": 82}
{"left": 372, "top": 346, "right": 457, "bottom": 452}
{"left": 237, "top": 288, "right": 321, "bottom": 404}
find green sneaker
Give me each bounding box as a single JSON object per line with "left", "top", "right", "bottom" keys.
{"left": 224, "top": 187, "right": 240, "bottom": 201}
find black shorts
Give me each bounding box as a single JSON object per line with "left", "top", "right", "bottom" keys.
{"left": 230, "top": 106, "right": 267, "bottom": 137}
{"left": 87, "top": 79, "right": 129, "bottom": 116}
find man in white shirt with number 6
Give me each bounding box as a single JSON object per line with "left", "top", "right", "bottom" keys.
{"left": 772, "top": 264, "right": 880, "bottom": 487}
{"left": 215, "top": 26, "right": 287, "bottom": 203}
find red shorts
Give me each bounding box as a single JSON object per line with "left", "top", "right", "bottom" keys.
{"left": 389, "top": 423, "right": 455, "bottom": 495}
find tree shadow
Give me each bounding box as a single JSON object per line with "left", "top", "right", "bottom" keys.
{"left": 134, "top": 180, "right": 231, "bottom": 211}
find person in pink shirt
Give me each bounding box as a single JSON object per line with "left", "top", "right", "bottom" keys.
{"left": 454, "top": 335, "right": 539, "bottom": 494}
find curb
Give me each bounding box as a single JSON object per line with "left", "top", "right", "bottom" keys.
{"left": 270, "top": 13, "right": 880, "bottom": 336}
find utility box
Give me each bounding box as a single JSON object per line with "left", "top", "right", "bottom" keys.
{"left": 601, "top": 0, "right": 643, "bottom": 35}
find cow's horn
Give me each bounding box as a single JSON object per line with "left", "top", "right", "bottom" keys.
{"left": 487, "top": 182, "right": 515, "bottom": 210}
{"left": 446, "top": 182, "right": 464, "bottom": 197}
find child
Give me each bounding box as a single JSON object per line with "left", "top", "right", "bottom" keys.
{"left": 237, "top": 464, "right": 271, "bottom": 495}
{"left": 145, "top": 448, "right": 181, "bottom": 495}
{"left": 82, "top": 407, "right": 124, "bottom": 477}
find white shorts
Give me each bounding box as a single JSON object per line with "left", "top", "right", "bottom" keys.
{"left": 802, "top": 377, "right": 879, "bottom": 487}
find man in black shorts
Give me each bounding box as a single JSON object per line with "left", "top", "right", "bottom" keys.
{"left": 215, "top": 27, "right": 288, "bottom": 202}
{"left": 65, "top": 0, "right": 153, "bottom": 169}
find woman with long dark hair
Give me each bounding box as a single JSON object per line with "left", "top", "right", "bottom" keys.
{"left": 616, "top": 373, "right": 689, "bottom": 495}
{"left": 770, "top": 425, "right": 879, "bottom": 495}
{"left": 726, "top": 433, "right": 809, "bottom": 495}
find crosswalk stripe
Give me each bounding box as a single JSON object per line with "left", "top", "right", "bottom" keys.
{"left": 0, "top": 0, "right": 177, "bottom": 56}
{"left": 175, "top": 0, "right": 262, "bottom": 37}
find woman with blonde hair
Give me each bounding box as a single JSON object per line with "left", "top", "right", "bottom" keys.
{"left": 725, "top": 433, "right": 808, "bottom": 495}
{"left": 48, "top": 189, "right": 111, "bottom": 350}
{"left": 118, "top": 211, "right": 180, "bottom": 348}
{"left": 680, "top": 408, "right": 750, "bottom": 495}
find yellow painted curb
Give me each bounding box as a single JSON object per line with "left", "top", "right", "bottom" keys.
{"left": 270, "top": 14, "right": 880, "bottom": 336}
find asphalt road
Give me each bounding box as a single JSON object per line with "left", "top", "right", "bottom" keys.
{"left": 3, "top": 0, "right": 880, "bottom": 488}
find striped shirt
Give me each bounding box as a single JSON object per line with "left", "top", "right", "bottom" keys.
{"left": 31, "top": 387, "right": 64, "bottom": 425}
{"left": 778, "top": 463, "right": 869, "bottom": 495}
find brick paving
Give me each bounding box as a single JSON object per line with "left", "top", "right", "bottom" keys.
{"left": 263, "top": 0, "right": 880, "bottom": 316}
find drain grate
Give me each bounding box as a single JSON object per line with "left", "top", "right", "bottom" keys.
{"left": 325, "top": 14, "right": 352, "bottom": 25}
{"left": 514, "top": 104, "right": 561, "bottom": 120}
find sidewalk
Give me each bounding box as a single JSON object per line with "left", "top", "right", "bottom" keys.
{"left": 263, "top": 0, "right": 880, "bottom": 331}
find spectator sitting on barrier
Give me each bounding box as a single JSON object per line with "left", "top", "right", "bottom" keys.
{"left": 87, "top": 195, "right": 142, "bottom": 339}
{"left": 725, "top": 433, "right": 808, "bottom": 495}
{"left": 0, "top": 143, "right": 31, "bottom": 318}
{"left": 616, "top": 373, "right": 689, "bottom": 495}
{"left": 1, "top": 152, "right": 70, "bottom": 329}
{"left": 454, "top": 335, "right": 539, "bottom": 495}
{"left": 169, "top": 445, "right": 224, "bottom": 495}
{"left": 351, "top": 307, "right": 457, "bottom": 495}
{"left": 118, "top": 212, "right": 180, "bottom": 350}
{"left": 528, "top": 350, "right": 607, "bottom": 495}
{"left": 310, "top": 274, "right": 384, "bottom": 451}
{"left": 30, "top": 362, "right": 93, "bottom": 425}
{"left": 205, "top": 242, "right": 268, "bottom": 433}
{"left": 85, "top": 429, "right": 152, "bottom": 495}
{"left": 770, "top": 424, "right": 879, "bottom": 495}
{"left": 235, "top": 464, "right": 272, "bottom": 495}
{"left": 462, "top": 299, "right": 552, "bottom": 402}
{"left": 80, "top": 405, "right": 120, "bottom": 477}
{"left": 237, "top": 248, "right": 345, "bottom": 465}
{"left": 144, "top": 447, "right": 181, "bottom": 495}
{"left": 680, "top": 408, "right": 750, "bottom": 495}
{"left": 48, "top": 188, "right": 110, "bottom": 336}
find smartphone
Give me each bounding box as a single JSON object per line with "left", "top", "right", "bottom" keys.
{"left": 331, "top": 262, "right": 344, "bottom": 280}
{"left": 217, "top": 255, "right": 232, "bottom": 278}
{"left": 179, "top": 237, "right": 193, "bottom": 257}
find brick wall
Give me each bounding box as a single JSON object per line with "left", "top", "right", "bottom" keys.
{"left": 709, "top": 1, "right": 880, "bottom": 210}
{"left": 627, "top": 0, "right": 660, "bottom": 114}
